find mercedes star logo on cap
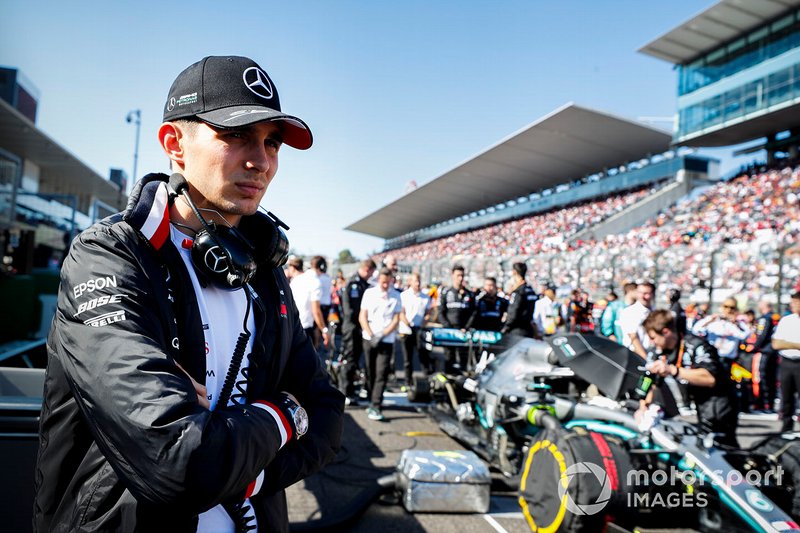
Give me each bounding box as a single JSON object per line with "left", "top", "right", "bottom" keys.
{"left": 243, "top": 67, "right": 274, "bottom": 100}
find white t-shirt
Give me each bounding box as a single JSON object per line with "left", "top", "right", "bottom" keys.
{"left": 399, "top": 289, "right": 430, "bottom": 334}
{"left": 290, "top": 270, "right": 322, "bottom": 329}
{"left": 774, "top": 313, "right": 800, "bottom": 359}
{"left": 618, "top": 301, "right": 653, "bottom": 353}
{"left": 533, "top": 295, "right": 559, "bottom": 336}
{"left": 170, "top": 227, "right": 259, "bottom": 533}
{"left": 361, "top": 286, "right": 402, "bottom": 343}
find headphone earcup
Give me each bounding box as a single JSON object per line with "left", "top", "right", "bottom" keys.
{"left": 238, "top": 212, "right": 290, "bottom": 269}
{"left": 191, "top": 225, "right": 257, "bottom": 289}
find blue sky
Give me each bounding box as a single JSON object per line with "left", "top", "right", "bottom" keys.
{"left": 2, "top": 1, "right": 737, "bottom": 258}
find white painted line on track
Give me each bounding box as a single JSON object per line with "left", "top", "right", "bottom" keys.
{"left": 483, "top": 514, "right": 510, "bottom": 533}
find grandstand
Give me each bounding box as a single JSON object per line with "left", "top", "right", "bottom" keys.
{"left": 640, "top": 0, "right": 800, "bottom": 158}
{"left": 346, "top": 1, "right": 800, "bottom": 310}
{"left": 0, "top": 79, "right": 123, "bottom": 272}
{"left": 0, "top": 68, "right": 126, "bottom": 344}
{"left": 346, "top": 103, "right": 717, "bottom": 288}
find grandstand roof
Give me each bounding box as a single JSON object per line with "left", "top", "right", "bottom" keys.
{"left": 345, "top": 103, "right": 671, "bottom": 239}
{"left": 0, "top": 97, "right": 123, "bottom": 211}
{"left": 639, "top": 0, "right": 800, "bottom": 65}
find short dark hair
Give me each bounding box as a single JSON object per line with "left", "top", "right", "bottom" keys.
{"left": 513, "top": 262, "right": 527, "bottom": 278}
{"left": 378, "top": 267, "right": 394, "bottom": 278}
{"left": 310, "top": 255, "right": 327, "bottom": 272}
{"left": 287, "top": 257, "right": 303, "bottom": 271}
{"left": 485, "top": 277, "right": 497, "bottom": 284}
{"left": 792, "top": 291, "right": 800, "bottom": 300}
{"left": 360, "top": 258, "right": 377, "bottom": 270}
{"left": 638, "top": 280, "right": 656, "bottom": 291}
{"left": 452, "top": 264, "right": 465, "bottom": 274}
{"left": 623, "top": 282, "right": 638, "bottom": 294}
{"left": 607, "top": 291, "right": 618, "bottom": 301}
{"left": 642, "top": 309, "right": 675, "bottom": 334}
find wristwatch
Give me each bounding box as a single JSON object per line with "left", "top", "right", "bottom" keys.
{"left": 281, "top": 395, "right": 309, "bottom": 439}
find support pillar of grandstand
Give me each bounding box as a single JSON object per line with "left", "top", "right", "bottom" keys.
{"left": 767, "top": 133, "right": 777, "bottom": 167}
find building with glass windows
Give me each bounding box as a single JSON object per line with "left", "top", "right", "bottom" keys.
{"left": 641, "top": 0, "right": 800, "bottom": 159}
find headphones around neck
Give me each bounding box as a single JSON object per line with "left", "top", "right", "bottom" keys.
{"left": 167, "top": 173, "right": 290, "bottom": 289}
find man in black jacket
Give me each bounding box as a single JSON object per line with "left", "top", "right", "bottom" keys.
{"left": 438, "top": 264, "right": 474, "bottom": 372}
{"left": 465, "top": 277, "right": 508, "bottom": 332}
{"left": 643, "top": 309, "right": 738, "bottom": 447}
{"left": 34, "top": 56, "right": 344, "bottom": 533}
{"left": 502, "top": 262, "right": 538, "bottom": 337}
{"left": 752, "top": 299, "right": 778, "bottom": 412}
{"left": 338, "top": 258, "right": 376, "bottom": 404}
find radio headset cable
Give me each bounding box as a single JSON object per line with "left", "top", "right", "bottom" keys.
{"left": 217, "top": 284, "right": 256, "bottom": 533}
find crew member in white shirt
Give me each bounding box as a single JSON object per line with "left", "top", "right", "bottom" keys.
{"left": 618, "top": 281, "right": 655, "bottom": 359}
{"left": 691, "top": 297, "right": 751, "bottom": 363}
{"left": 533, "top": 284, "right": 559, "bottom": 338}
{"left": 289, "top": 257, "right": 329, "bottom": 349}
{"left": 399, "top": 273, "right": 432, "bottom": 383}
{"left": 359, "top": 267, "right": 402, "bottom": 421}
{"left": 773, "top": 292, "right": 800, "bottom": 431}
{"left": 311, "top": 255, "right": 333, "bottom": 322}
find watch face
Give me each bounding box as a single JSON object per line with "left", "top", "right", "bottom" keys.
{"left": 294, "top": 406, "right": 309, "bottom": 437}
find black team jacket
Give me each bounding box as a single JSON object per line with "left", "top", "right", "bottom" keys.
{"left": 33, "top": 174, "right": 344, "bottom": 532}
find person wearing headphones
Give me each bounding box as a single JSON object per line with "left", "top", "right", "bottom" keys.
{"left": 34, "top": 56, "right": 344, "bottom": 533}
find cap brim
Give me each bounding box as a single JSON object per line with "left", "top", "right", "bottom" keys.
{"left": 197, "top": 105, "right": 313, "bottom": 150}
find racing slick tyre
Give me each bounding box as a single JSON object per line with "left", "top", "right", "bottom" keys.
{"left": 748, "top": 434, "right": 800, "bottom": 519}
{"left": 406, "top": 375, "right": 431, "bottom": 403}
{"left": 518, "top": 428, "right": 634, "bottom": 533}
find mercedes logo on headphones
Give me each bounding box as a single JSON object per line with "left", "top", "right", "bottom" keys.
{"left": 243, "top": 67, "right": 274, "bottom": 100}
{"left": 204, "top": 246, "right": 229, "bottom": 274}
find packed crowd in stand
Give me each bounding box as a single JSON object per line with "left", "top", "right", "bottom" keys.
{"left": 378, "top": 164, "right": 800, "bottom": 307}
{"left": 383, "top": 184, "right": 658, "bottom": 262}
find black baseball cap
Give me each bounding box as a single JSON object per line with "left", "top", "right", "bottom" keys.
{"left": 163, "top": 56, "right": 312, "bottom": 150}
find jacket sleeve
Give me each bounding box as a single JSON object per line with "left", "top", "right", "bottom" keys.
{"left": 753, "top": 317, "right": 773, "bottom": 352}
{"left": 438, "top": 289, "right": 452, "bottom": 328}
{"left": 340, "top": 281, "right": 358, "bottom": 324}
{"left": 258, "top": 288, "right": 345, "bottom": 495}
{"left": 502, "top": 291, "right": 519, "bottom": 333}
{"left": 600, "top": 305, "right": 616, "bottom": 337}
{"left": 53, "top": 224, "right": 295, "bottom": 514}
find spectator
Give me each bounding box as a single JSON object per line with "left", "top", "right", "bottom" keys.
{"left": 772, "top": 291, "right": 800, "bottom": 432}
{"left": 359, "top": 268, "right": 402, "bottom": 421}
{"left": 692, "top": 297, "right": 751, "bottom": 365}
{"left": 752, "top": 299, "right": 779, "bottom": 412}
{"left": 438, "top": 264, "right": 475, "bottom": 372}
{"left": 502, "top": 262, "right": 538, "bottom": 338}
{"left": 338, "top": 259, "right": 376, "bottom": 405}
{"left": 466, "top": 277, "right": 508, "bottom": 332}
{"left": 618, "top": 281, "right": 655, "bottom": 359}
{"left": 290, "top": 257, "right": 328, "bottom": 350}
{"left": 533, "top": 284, "right": 560, "bottom": 337}
{"left": 399, "top": 273, "right": 433, "bottom": 382}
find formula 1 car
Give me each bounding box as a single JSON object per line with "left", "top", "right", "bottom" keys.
{"left": 418, "top": 331, "right": 800, "bottom": 532}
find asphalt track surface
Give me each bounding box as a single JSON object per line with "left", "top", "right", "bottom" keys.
{"left": 285, "top": 385, "right": 787, "bottom": 533}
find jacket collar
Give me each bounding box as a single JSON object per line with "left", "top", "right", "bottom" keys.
{"left": 123, "top": 173, "right": 172, "bottom": 250}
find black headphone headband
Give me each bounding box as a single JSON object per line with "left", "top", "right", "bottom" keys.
{"left": 167, "top": 173, "right": 289, "bottom": 289}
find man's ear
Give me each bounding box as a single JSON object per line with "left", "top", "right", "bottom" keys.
{"left": 158, "top": 122, "right": 185, "bottom": 170}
